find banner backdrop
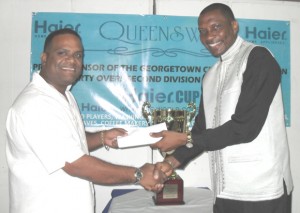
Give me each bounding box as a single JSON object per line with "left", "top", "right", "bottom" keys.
{"left": 31, "top": 13, "right": 290, "bottom": 128}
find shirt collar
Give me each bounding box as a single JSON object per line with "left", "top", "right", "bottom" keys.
{"left": 32, "top": 71, "right": 73, "bottom": 103}
{"left": 33, "top": 71, "right": 72, "bottom": 92}
{"left": 220, "top": 36, "right": 244, "bottom": 62}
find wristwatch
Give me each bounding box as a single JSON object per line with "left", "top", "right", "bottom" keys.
{"left": 186, "top": 131, "right": 193, "bottom": 148}
{"left": 134, "top": 167, "right": 143, "bottom": 184}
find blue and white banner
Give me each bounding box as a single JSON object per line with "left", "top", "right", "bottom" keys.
{"left": 31, "top": 13, "right": 290, "bottom": 127}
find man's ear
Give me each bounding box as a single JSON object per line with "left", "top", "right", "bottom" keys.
{"left": 232, "top": 20, "right": 239, "bottom": 34}
{"left": 41, "top": 52, "right": 47, "bottom": 65}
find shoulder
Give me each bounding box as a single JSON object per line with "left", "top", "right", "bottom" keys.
{"left": 10, "top": 83, "right": 60, "bottom": 117}
{"left": 245, "top": 46, "right": 281, "bottom": 78}
{"left": 248, "top": 46, "right": 280, "bottom": 69}
{"left": 249, "top": 46, "right": 274, "bottom": 60}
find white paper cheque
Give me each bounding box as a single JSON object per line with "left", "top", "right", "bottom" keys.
{"left": 117, "top": 122, "right": 167, "bottom": 148}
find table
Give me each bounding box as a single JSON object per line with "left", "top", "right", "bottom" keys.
{"left": 106, "top": 187, "right": 213, "bottom": 213}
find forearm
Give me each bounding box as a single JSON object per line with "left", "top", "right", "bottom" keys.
{"left": 86, "top": 131, "right": 103, "bottom": 152}
{"left": 63, "top": 154, "right": 136, "bottom": 185}
{"left": 86, "top": 128, "right": 128, "bottom": 152}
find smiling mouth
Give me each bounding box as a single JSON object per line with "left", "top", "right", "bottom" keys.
{"left": 208, "top": 41, "right": 221, "bottom": 47}
{"left": 61, "top": 67, "right": 75, "bottom": 71}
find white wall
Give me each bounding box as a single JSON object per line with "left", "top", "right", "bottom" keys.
{"left": 1, "top": 0, "right": 299, "bottom": 212}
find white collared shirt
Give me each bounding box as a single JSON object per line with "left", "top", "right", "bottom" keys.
{"left": 6, "top": 72, "right": 94, "bottom": 213}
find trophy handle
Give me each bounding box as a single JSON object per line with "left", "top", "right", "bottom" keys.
{"left": 142, "top": 101, "right": 152, "bottom": 126}
{"left": 187, "top": 102, "right": 197, "bottom": 122}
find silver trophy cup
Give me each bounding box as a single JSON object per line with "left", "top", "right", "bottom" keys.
{"left": 142, "top": 101, "right": 196, "bottom": 156}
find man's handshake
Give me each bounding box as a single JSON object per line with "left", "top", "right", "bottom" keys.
{"left": 139, "top": 156, "right": 181, "bottom": 192}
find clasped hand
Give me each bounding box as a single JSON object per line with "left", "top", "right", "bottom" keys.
{"left": 104, "top": 129, "right": 180, "bottom": 192}
{"left": 139, "top": 161, "right": 174, "bottom": 192}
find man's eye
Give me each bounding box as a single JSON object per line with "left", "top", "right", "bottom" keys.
{"left": 199, "top": 29, "right": 207, "bottom": 35}
{"left": 57, "top": 50, "right": 67, "bottom": 56}
{"left": 212, "top": 24, "right": 222, "bottom": 31}
{"left": 74, "top": 53, "right": 83, "bottom": 59}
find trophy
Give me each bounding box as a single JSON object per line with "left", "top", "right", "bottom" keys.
{"left": 142, "top": 101, "right": 196, "bottom": 205}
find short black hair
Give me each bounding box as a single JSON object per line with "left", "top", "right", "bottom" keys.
{"left": 43, "top": 28, "right": 82, "bottom": 52}
{"left": 199, "top": 3, "right": 236, "bottom": 22}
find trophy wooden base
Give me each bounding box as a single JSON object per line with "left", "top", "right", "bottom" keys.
{"left": 153, "top": 174, "right": 184, "bottom": 205}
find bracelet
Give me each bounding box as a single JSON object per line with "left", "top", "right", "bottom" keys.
{"left": 100, "top": 131, "right": 109, "bottom": 151}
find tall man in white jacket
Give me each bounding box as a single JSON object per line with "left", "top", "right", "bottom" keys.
{"left": 151, "top": 3, "right": 293, "bottom": 213}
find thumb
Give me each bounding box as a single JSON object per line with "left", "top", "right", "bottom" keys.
{"left": 149, "top": 132, "right": 162, "bottom": 138}
{"left": 153, "top": 168, "right": 160, "bottom": 180}
{"left": 112, "top": 140, "right": 119, "bottom": 148}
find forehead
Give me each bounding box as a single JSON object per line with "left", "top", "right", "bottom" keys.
{"left": 50, "top": 34, "right": 83, "bottom": 50}
{"left": 199, "top": 9, "right": 228, "bottom": 26}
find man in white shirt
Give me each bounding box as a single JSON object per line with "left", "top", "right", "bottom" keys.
{"left": 6, "top": 28, "right": 166, "bottom": 213}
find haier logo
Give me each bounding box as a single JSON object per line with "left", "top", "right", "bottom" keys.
{"left": 245, "top": 27, "right": 287, "bottom": 40}
{"left": 33, "top": 20, "right": 81, "bottom": 34}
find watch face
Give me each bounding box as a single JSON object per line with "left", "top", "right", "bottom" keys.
{"left": 134, "top": 168, "right": 143, "bottom": 184}
{"left": 136, "top": 171, "right": 142, "bottom": 179}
